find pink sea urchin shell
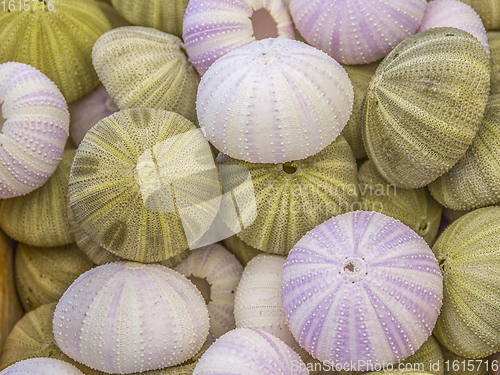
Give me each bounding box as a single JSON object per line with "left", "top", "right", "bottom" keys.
{"left": 0, "top": 358, "right": 84, "bottom": 375}
{"left": 197, "top": 38, "right": 354, "bottom": 163}
{"left": 289, "top": 0, "right": 427, "bottom": 65}
{"left": 193, "top": 328, "right": 308, "bottom": 374}
{"left": 281, "top": 211, "right": 443, "bottom": 370}
{"left": 418, "top": 0, "right": 489, "bottom": 54}
{"left": 182, "top": 0, "right": 295, "bottom": 75}
{"left": 53, "top": 262, "right": 210, "bottom": 374}
{"left": 0, "top": 62, "right": 69, "bottom": 198}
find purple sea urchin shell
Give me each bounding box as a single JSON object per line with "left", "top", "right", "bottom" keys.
{"left": 281, "top": 211, "right": 443, "bottom": 370}
{"left": 0, "top": 62, "right": 69, "bottom": 198}
{"left": 182, "top": 0, "right": 295, "bottom": 75}
{"left": 198, "top": 38, "right": 354, "bottom": 163}
{"left": 53, "top": 262, "right": 210, "bottom": 374}
{"left": 418, "top": 0, "right": 489, "bottom": 54}
{"left": 193, "top": 328, "right": 308, "bottom": 374}
{"left": 289, "top": 0, "right": 426, "bottom": 65}
{"left": 0, "top": 358, "right": 84, "bottom": 375}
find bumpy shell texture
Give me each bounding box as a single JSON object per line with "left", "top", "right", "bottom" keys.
{"left": 15, "top": 243, "right": 93, "bottom": 312}
{"left": 183, "top": 0, "right": 295, "bottom": 75}
{"left": 68, "top": 109, "right": 221, "bottom": 263}
{"left": 363, "top": 27, "right": 490, "bottom": 189}
{"left": 0, "top": 358, "right": 84, "bottom": 375}
{"left": 193, "top": 328, "right": 308, "bottom": 374}
{"left": 53, "top": 262, "right": 210, "bottom": 374}
{"left": 175, "top": 243, "right": 243, "bottom": 342}
{"left": 432, "top": 207, "right": 500, "bottom": 358}
{"left": 111, "top": 0, "right": 189, "bottom": 37}
{"left": 490, "top": 32, "right": 500, "bottom": 94}
{"left": 281, "top": 211, "right": 443, "bottom": 369}
{"left": 0, "top": 62, "right": 69, "bottom": 198}
{"left": 459, "top": 0, "right": 500, "bottom": 30}
{"left": 0, "top": 149, "right": 74, "bottom": 246}
{"left": 198, "top": 38, "right": 354, "bottom": 163}
{"left": 440, "top": 345, "right": 489, "bottom": 375}
{"left": 92, "top": 27, "right": 199, "bottom": 124}
{"left": 358, "top": 160, "right": 442, "bottom": 245}
{"left": 418, "top": 0, "right": 489, "bottom": 54}
{"left": 0, "top": 0, "right": 111, "bottom": 103}
{"left": 289, "top": 0, "right": 426, "bottom": 65}
{"left": 217, "top": 136, "right": 358, "bottom": 255}
{"left": 69, "top": 85, "right": 119, "bottom": 147}
{"left": 428, "top": 94, "right": 500, "bottom": 210}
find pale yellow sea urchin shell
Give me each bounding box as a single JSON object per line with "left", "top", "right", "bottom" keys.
{"left": 175, "top": 243, "right": 243, "bottom": 342}
{"left": 0, "top": 149, "right": 75, "bottom": 247}
{"left": 68, "top": 109, "right": 221, "bottom": 262}
{"left": 15, "top": 243, "right": 93, "bottom": 312}
{"left": 217, "top": 136, "right": 358, "bottom": 255}
{"left": 0, "top": 0, "right": 111, "bottom": 103}
{"left": 92, "top": 27, "right": 199, "bottom": 124}
{"left": 432, "top": 206, "right": 500, "bottom": 358}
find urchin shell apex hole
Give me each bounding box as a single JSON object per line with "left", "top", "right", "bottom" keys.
{"left": 282, "top": 162, "right": 297, "bottom": 174}
{"left": 438, "top": 258, "right": 449, "bottom": 274}
{"left": 342, "top": 258, "right": 367, "bottom": 282}
{"left": 418, "top": 219, "right": 429, "bottom": 234}
{"left": 187, "top": 275, "right": 212, "bottom": 304}
{"left": 250, "top": 9, "right": 278, "bottom": 40}
{"left": 254, "top": 49, "right": 280, "bottom": 64}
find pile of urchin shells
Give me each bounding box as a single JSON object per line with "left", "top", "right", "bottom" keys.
{"left": 0, "top": 0, "right": 500, "bottom": 374}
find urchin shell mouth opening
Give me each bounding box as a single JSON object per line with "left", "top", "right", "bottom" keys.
{"left": 276, "top": 161, "right": 300, "bottom": 177}
{"left": 341, "top": 258, "right": 367, "bottom": 282}
{"left": 282, "top": 162, "right": 297, "bottom": 174}
{"left": 188, "top": 275, "right": 212, "bottom": 304}
{"left": 417, "top": 219, "right": 430, "bottom": 235}
{"left": 250, "top": 8, "right": 278, "bottom": 40}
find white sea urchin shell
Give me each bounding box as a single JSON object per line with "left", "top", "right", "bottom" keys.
{"left": 197, "top": 38, "right": 354, "bottom": 163}
{"left": 0, "top": 358, "right": 84, "bottom": 375}
{"left": 53, "top": 262, "right": 210, "bottom": 374}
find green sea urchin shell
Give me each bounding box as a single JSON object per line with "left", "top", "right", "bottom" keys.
{"left": 0, "top": 303, "right": 209, "bottom": 375}
{"left": 490, "top": 32, "right": 500, "bottom": 94}
{"left": 432, "top": 207, "right": 500, "bottom": 358}
{"left": 217, "top": 135, "right": 358, "bottom": 255}
{"left": 340, "top": 62, "right": 379, "bottom": 159}
{"left": 96, "top": 1, "right": 130, "bottom": 28}
{"left": 221, "top": 235, "right": 263, "bottom": 266}
{"left": 428, "top": 94, "right": 500, "bottom": 210}
{"left": 0, "top": 0, "right": 111, "bottom": 103}
{"left": 69, "top": 109, "right": 221, "bottom": 263}
{"left": 358, "top": 160, "right": 442, "bottom": 245}
{"left": 363, "top": 27, "right": 490, "bottom": 189}
{"left": 111, "top": 0, "right": 189, "bottom": 37}
{"left": 92, "top": 27, "right": 199, "bottom": 123}
{"left": 0, "top": 149, "right": 75, "bottom": 247}
{"left": 440, "top": 345, "right": 489, "bottom": 375}
{"left": 15, "top": 243, "right": 93, "bottom": 312}
{"left": 460, "top": 0, "right": 500, "bottom": 30}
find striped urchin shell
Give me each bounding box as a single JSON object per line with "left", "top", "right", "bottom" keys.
{"left": 0, "top": 0, "right": 111, "bottom": 103}
{"left": 198, "top": 38, "right": 353, "bottom": 163}
{"left": 15, "top": 243, "right": 93, "bottom": 312}
{"left": 69, "top": 85, "right": 119, "bottom": 147}
{"left": 432, "top": 207, "right": 500, "bottom": 358}
{"left": 193, "top": 328, "right": 308, "bottom": 374}
{"left": 340, "top": 62, "right": 379, "bottom": 159}
{"left": 182, "top": 0, "right": 294, "bottom": 76}
{"left": 68, "top": 109, "right": 221, "bottom": 263}
{"left": 217, "top": 136, "right": 358, "bottom": 255}
{"left": 111, "top": 0, "right": 189, "bottom": 37}
{"left": 418, "top": 0, "right": 489, "bottom": 53}
{"left": 428, "top": 94, "right": 500, "bottom": 210}
{"left": 281, "top": 211, "right": 443, "bottom": 369}
{"left": 491, "top": 32, "right": 500, "bottom": 94}
{"left": 0, "top": 62, "right": 69, "bottom": 198}
{"left": 400, "top": 335, "right": 444, "bottom": 375}
{"left": 358, "top": 160, "right": 442, "bottom": 245}
{"left": 363, "top": 27, "right": 490, "bottom": 189}
{"left": 0, "top": 358, "right": 84, "bottom": 375}
{"left": 0, "top": 149, "right": 74, "bottom": 247}
{"left": 53, "top": 262, "right": 210, "bottom": 374}
{"left": 174, "top": 243, "right": 243, "bottom": 342}
{"left": 459, "top": 0, "right": 500, "bottom": 30}
{"left": 92, "top": 27, "right": 199, "bottom": 124}
{"left": 289, "top": 0, "right": 426, "bottom": 65}
{"left": 234, "top": 254, "right": 304, "bottom": 356}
